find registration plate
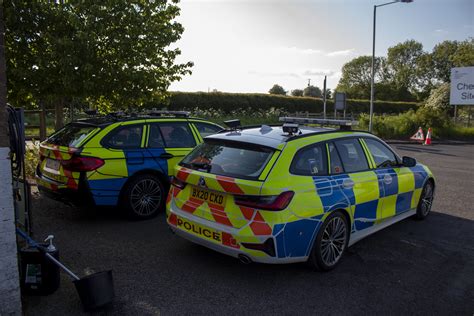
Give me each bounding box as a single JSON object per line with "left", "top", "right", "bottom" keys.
{"left": 45, "top": 158, "right": 60, "bottom": 172}
{"left": 176, "top": 216, "right": 222, "bottom": 242}
{"left": 191, "top": 187, "right": 226, "bottom": 206}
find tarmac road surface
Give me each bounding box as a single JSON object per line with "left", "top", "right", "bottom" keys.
{"left": 23, "top": 143, "right": 474, "bottom": 315}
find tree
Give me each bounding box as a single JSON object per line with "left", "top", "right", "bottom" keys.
{"left": 386, "top": 40, "right": 424, "bottom": 95}
{"left": 424, "top": 83, "right": 450, "bottom": 112}
{"left": 324, "top": 88, "right": 332, "bottom": 100}
{"left": 291, "top": 89, "right": 303, "bottom": 97}
{"left": 451, "top": 38, "right": 474, "bottom": 69}
{"left": 430, "top": 40, "right": 459, "bottom": 83}
{"left": 269, "top": 84, "right": 286, "bottom": 95}
{"left": 4, "top": 0, "right": 193, "bottom": 122}
{"left": 335, "top": 56, "right": 388, "bottom": 99}
{"left": 303, "top": 85, "right": 322, "bottom": 98}
{"left": 0, "top": 4, "right": 8, "bottom": 147}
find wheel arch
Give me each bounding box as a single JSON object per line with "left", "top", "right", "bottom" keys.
{"left": 422, "top": 176, "right": 436, "bottom": 193}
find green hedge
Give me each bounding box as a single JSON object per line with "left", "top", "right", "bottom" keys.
{"left": 149, "top": 92, "right": 420, "bottom": 114}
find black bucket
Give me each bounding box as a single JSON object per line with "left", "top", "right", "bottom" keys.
{"left": 73, "top": 270, "right": 115, "bottom": 311}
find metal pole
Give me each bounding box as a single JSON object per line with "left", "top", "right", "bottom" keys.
{"left": 369, "top": 5, "right": 377, "bottom": 133}
{"left": 454, "top": 105, "right": 457, "bottom": 124}
{"left": 323, "top": 76, "right": 327, "bottom": 119}
{"left": 468, "top": 106, "right": 471, "bottom": 127}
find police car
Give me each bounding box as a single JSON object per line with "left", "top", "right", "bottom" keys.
{"left": 166, "top": 118, "right": 435, "bottom": 270}
{"left": 36, "top": 111, "right": 223, "bottom": 219}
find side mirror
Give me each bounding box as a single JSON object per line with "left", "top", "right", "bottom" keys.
{"left": 402, "top": 156, "right": 417, "bottom": 167}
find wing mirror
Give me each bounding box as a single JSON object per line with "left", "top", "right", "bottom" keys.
{"left": 402, "top": 156, "right": 417, "bottom": 167}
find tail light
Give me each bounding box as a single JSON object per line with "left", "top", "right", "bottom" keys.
{"left": 234, "top": 191, "right": 294, "bottom": 211}
{"left": 171, "top": 176, "right": 186, "bottom": 189}
{"left": 61, "top": 156, "right": 104, "bottom": 172}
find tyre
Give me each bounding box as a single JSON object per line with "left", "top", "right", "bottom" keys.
{"left": 308, "top": 210, "right": 349, "bottom": 271}
{"left": 415, "top": 180, "right": 434, "bottom": 220}
{"left": 121, "top": 174, "right": 165, "bottom": 220}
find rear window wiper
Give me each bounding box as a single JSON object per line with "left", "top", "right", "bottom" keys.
{"left": 191, "top": 162, "right": 211, "bottom": 172}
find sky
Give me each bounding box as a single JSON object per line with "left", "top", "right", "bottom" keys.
{"left": 169, "top": 0, "right": 473, "bottom": 93}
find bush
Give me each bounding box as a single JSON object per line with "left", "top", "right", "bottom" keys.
{"left": 359, "top": 109, "right": 474, "bottom": 140}
{"left": 146, "top": 92, "right": 419, "bottom": 115}
{"left": 24, "top": 141, "right": 40, "bottom": 179}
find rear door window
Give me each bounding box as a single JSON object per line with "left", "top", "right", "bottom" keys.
{"left": 46, "top": 124, "right": 97, "bottom": 147}
{"left": 334, "top": 138, "right": 369, "bottom": 173}
{"left": 180, "top": 140, "right": 274, "bottom": 180}
{"left": 290, "top": 143, "right": 328, "bottom": 176}
{"left": 158, "top": 122, "right": 196, "bottom": 148}
{"left": 103, "top": 125, "right": 143, "bottom": 149}
{"left": 147, "top": 124, "right": 166, "bottom": 148}
{"left": 194, "top": 122, "right": 223, "bottom": 138}
{"left": 328, "top": 142, "right": 344, "bottom": 174}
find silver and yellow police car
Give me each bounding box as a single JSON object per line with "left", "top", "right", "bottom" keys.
{"left": 166, "top": 118, "right": 435, "bottom": 270}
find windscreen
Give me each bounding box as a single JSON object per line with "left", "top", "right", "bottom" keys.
{"left": 46, "top": 124, "right": 97, "bottom": 147}
{"left": 180, "top": 140, "right": 275, "bottom": 180}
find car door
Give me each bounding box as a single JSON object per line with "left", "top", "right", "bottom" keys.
{"left": 331, "top": 138, "right": 382, "bottom": 232}
{"left": 90, "top": 122, "right": 145, "bottom": 204}
{"left": 102, "top": 122, "right": 146, "bottom": 176}
{"left": 362, "top": 138, "right": 415, "bottom": 219}
{"left": 146, "top": 121, "right": 197, "bottom": 176}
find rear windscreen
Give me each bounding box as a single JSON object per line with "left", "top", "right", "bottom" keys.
{"left": 180, "top": 140, "right": 275, "bottom": 180}
{"left": 46, "top": 124, "right": 97, "bottom": 147}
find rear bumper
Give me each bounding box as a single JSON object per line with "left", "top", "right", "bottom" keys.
{"left": 167, "top": 202, "right": 307, "bottom": 264}
{"left": 36, "top": 171, "right": 93, "bottom": 206}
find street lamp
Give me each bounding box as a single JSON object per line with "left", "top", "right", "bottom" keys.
{"left": 369, "top": 0, "right": 413, "bottom": 133}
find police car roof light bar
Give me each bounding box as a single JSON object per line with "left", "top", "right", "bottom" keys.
{"left": 224, "top": 119, "right": 241, "bottom": 130}
{"left": 279, "top": 117, "right": 358, "bottom": 130}
{"left": 147, "top": 110, "right": 190, "bottom": 118}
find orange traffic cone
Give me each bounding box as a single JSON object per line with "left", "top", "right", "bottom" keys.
{"left": 410, "top": 127, "right": 424, "bottom": 143}
{"left": 424, "top": 128, "right": 432, "bottom": 145}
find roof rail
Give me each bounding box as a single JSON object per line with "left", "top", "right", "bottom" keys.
{"left": 148, "top": 109, "right": 190, "bottom": 118}
{"left": 279, "top": 117, "right": 358, "bottom": 130}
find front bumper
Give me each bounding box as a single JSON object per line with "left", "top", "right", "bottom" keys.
{"left": 167, "top": 201, "right": 307, "bottom": 264}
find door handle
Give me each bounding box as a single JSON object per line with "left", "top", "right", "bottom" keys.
{"left": 342, "top": 178, "right": 354, "bottom": 189}
{"left": 158, "top": 153, "right": 174, "bottom": 160}
{"left": 383, "top": 174, "right": 392, "bottom": 185}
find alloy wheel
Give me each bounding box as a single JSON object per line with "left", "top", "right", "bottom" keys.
{"left": 420, "top": 182, "right": 434, "bottom": 216}
{"left": 130, "top": 178, "right": 162, "bottom": 216}
{"left": 320, "top": 216, "right": 347, "bottom": 267}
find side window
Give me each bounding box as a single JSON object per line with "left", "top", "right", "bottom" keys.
{"left": 290, "top": 143, "right": 328, "bottom": 176}
{"left": 194, "top": 122, "right": 223, "bottom": 138}
{"left": 328, "top": 142, "right": 344, "bottom": 174}
{"left": 364, "top": 138, "right": 398, "bottom": 168}
{"left": 148, "top": 124, "right": 166, "bottom": 148}
{"left": 104, "top": 125, "right": 143, "bottom": 149}
{"left": 334, "top": 138, "right": 369, "bottom": 173}
{"left": 158, "top": 122, "right": 196, "bottom": 148}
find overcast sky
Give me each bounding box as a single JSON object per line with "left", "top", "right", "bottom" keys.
{"left": 169, "top": 0, "right": 473, "bottom": 93}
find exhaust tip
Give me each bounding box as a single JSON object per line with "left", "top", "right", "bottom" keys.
{"left": 238, "top": 254, "right": 252, "bottom": 264}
